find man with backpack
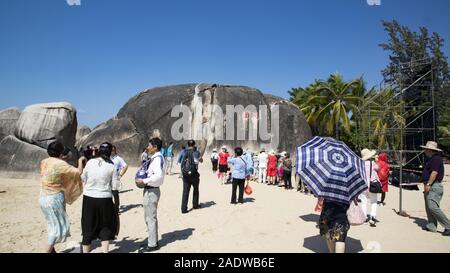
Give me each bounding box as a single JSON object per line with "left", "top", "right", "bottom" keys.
{"left": 180, "top": 140, "right": 203, "bottom": 214}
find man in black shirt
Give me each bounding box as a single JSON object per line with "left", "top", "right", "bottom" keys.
{"left": 420, "top": 141, "right": 450, "bottom": 236}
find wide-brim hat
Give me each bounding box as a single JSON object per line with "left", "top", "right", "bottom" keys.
{"left": 420, "top": 141, "right": 442, "bottom": 152}
{"left": 361, "top": 148, "right": 377, "bottom": 161}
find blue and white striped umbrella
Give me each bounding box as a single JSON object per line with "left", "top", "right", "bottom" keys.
{"left": 296, "top": 136, "right": 368, "bottom": 205}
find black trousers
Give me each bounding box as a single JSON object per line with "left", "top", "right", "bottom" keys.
{"left": 231, "top": 178, "right": 245, "bottom": 204}
{"left": 284, "top": 171, "right": 292, "bottom": 189}
{"left": 182, "top": 174, "right": 200, "bottom": 212}
{"left": 112, "top": 190, "right": 120, "bottom": 212}
{"left": 381, "top": 192, "right": 386, "bottom": 203}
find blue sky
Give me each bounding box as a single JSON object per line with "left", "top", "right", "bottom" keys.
{"left": 1, "top": 0, "right": 449, "bottom": 128}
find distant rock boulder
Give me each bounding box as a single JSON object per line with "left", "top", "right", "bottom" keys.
{"left": 75, "top": 125, "right": 91, "bottom": 146}
{"left": 80, "top": 84, "right": 312, "bottom": 165}
{"left": 0, "top": 135, "right": 48, "bottom": 173}
{"left": 15, "top": 102, "right": 78, "bottom": 149}
{"left": 0, "top": 107, "right": 21, "bottom": 142}
{"left": 78, "top": 118, "right": 146, "bottom": 161}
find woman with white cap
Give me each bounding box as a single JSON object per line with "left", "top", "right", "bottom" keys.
{"left": 267, "top": 150, "right": 277, "bottom": 185}
{"left": 360, "top": 148, "right": 381, "bottom": 227}
{"left": 211, "top": 148, "right": 219, "bottom": 173}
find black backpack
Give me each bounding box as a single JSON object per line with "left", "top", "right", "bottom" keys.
{"left": 181, "top": 150, "right": 197, "bottom": 177}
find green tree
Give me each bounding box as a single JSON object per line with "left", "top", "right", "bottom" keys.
{"left": 292, "top": 74, "right": 364, "bottom": 140}
{"left": 379, "top": 20, "right": 450, "bottom": 139}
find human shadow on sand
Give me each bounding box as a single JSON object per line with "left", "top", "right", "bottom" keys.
{"left": 303, "top": 235, "right": 364, "bottom": 253}
{"left": 299, "top": 213, "right": 320, "bottom": 223}
{"left": 110, "top": 228, "right": 196, "bottom": 253}
{"left": 111, "top": 236, "right": 144, "bottom": 253}
{"left": 159, "top": 228, "right": 195, "bottom": 248}
{"left": 119, "top": 189, "right": 134, "bottom": 194}
{"left": 120, "top": 204, "right": 143, "bottom": 213}
{"left": 243, "top": 197, "right": 255, "bottom": 203}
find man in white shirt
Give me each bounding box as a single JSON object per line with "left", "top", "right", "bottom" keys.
{"left": 258, "top": 148, "right": 268, "bottom": 184}
{"left": 135, "top": 138, "right": 165, "bottom": 253}
{"left": 111, "top": 146, "right": 128, "bottom": 213}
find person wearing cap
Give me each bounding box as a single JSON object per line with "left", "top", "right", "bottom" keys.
{"left": 258, "top": 148, "right": 268, "bottom": 184}
{"left": 211, "top": 148, "right": 219, "bottom": 172}
{"left": 267, "top": 150, "right": 277, "bottom": 185}
{"left": 360, "top": 148, "right": 380, "bottom": 227}
{"left": 376, "top": 153, "right": 390, "bottom": 206}
{"left": 420, "top": 141, "right": 450, "bottom": 236}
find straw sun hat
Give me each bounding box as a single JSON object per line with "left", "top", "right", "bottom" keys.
{"left": 420, "top": 141, "right": 443, "bottom": 152}
{"left": 361, "top": 148, "right": 377, "bottom": 161}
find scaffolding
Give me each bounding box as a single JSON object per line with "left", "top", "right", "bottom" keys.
{"left": 356, "top": 57, "right": 436, "bottom": 217}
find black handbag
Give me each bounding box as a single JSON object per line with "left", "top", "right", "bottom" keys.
{"left": 369, "top": 161, "right": 383, "bottom": 194}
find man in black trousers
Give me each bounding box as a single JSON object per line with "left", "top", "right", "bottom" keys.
{"left": 180, "top": 140, "right": 203, "bottom": 214}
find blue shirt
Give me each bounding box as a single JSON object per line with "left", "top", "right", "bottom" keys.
{"left": 167, "top": 145, "right": 174, "bottom": 158}
{"left": 179, "top": 148, "right": 201, "bottom": 168}
{"left": 228, "top": 156, "right": 250, "bottom": 179}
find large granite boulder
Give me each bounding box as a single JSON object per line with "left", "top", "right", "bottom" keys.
{"left": 75, "top": 125, "right": 91, "bottom": 146}
{"left": 15, "top": 102, "right": 78, "bottom": 149}
{"left": 0, "top": 135, "right": 48, "bottom": 173}
{"left": 0, "top": 107, "right": 21, "bottom": 142}
{"left": 78, "top": 118, "right": 147, "bottom": 162}
{"left": 80, "top": 84, "right": 312, "bottom": 165}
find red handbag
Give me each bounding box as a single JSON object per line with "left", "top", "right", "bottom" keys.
{"left": 244, "top": 181, "right": 253, "bottom": 195}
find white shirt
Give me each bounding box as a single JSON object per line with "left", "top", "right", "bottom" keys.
{"left": 143, "top": 151, "right": 165, "bottom": 187}
{"left": 81, "top": 158, "right": 120, "bottom": 198}
{"left": 211, "top": 152, "right": 219, "bottom": 160}
{"left": 111, "top": 155, "right": 127, "bottom": 174}
{"left": 258, "top": 152, "right": 268, "bottom": 168}
{"left": 111, "top": 155, "right": 127, "bottom": 190}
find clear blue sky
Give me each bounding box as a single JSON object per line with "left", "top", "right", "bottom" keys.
{"left": 1, "top": 0, "right": 449, "bottom": 128}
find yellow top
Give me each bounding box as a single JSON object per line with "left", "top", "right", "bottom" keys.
{"left": 40, "top": 157, "right": 83, "bottom": 205}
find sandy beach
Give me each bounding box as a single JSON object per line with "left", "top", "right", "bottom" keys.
{"left": 1, "top": 163, "right": 450, "bottom": 253}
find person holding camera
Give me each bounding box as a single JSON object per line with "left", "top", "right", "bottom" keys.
{"left": 135, "top": 138, "right": 165, "bottom": 252}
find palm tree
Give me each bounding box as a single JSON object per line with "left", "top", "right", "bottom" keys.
{"left": 360, "top": 87, "right": 405, "bottom": 149}
{"left": 305, "top": 73, "right": 364, "bottom": 139}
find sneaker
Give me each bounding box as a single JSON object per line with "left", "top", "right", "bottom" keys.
{"left": 138, "top": 245, "right": 160, "bottom": 253}
{"left": 422, "top": 227, "right": 436, "bottom": 233}
{"left": 372, "top": 217, "right": 380, "bottom": 223}
{"left": 365, "top": 215, "right": 370, "bottom": 223}
{"left": 442, "top": 229, "right": 450, "bottom": 236}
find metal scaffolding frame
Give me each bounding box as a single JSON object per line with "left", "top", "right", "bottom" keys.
{"left": 355, "top": 57, "right": 436, "bottom": 217}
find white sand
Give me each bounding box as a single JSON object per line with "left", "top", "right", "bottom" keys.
{"left": 1, "top": 164, "right": 450, "bottom": 253}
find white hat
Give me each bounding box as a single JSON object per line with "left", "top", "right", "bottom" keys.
{"left": 420, "top": 141, "right": 442, "bottom": 152}
{"left": 361, "top": 148, "right": 377, "bottom": 161}
{"left": 269, "top": 150, "right": 275, "bottom": 155}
